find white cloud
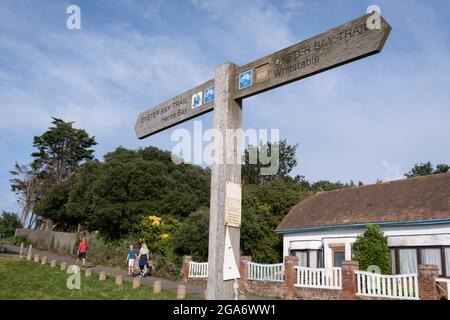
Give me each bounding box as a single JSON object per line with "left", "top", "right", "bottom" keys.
{"left": 283, "top": 0, "right": 305, "bottom": 11}
{"left": 1, "top": 0, "right": 450, "bottom": 213}
{"left": 0, "top": 12, "right": 212, "bottom": 143}
{"left": 191, "top": 0, "right": 295, "bottom": 62}
{"left": 381, "top": 160, "right": 403, "bottom": 181}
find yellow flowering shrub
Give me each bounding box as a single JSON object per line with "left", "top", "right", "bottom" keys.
{"left": 138, "top": 214, "right": 178, "bottom": 255}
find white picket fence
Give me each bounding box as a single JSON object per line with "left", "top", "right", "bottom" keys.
{"left": 248, "top": 262, "right": 284, "bottom": 282}
{"left": 295, "top": 266, "right": 342, "bottom": 290}
{"left": 188, "top": 261, "right": 208, "bottom": 278}
{"left": 356, "top": 271, "right": 419, "bottom": 300}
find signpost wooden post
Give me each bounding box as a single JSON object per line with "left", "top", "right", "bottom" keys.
{"left": 135, "top": 13, "right": 391, "bottom": 300}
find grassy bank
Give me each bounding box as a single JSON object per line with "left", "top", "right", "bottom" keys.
{"left": 0, "top": 256, "right": 197, "bottom": 300}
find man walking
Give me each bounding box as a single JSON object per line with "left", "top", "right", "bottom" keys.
{"left": 76, "top": 237, "right": 88, "bottom": 267}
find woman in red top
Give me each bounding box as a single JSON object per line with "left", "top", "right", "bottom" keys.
{"left": 76, "top": 238, "right": 88, "bottom": 267}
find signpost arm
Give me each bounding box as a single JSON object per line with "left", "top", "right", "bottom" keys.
{"left": 207, "top": 62, "right": 242, "bottom": 300}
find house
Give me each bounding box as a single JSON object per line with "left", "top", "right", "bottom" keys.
{"left": 276, "top": 173, "right": 450, "bottom": 277}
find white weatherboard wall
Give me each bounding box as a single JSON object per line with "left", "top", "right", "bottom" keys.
{"left": 282, "top": 223, "right": 450, "bottom": 269}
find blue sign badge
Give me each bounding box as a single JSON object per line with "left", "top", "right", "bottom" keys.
{"left": 204, "top": 86, "right": 215, "bottom": 104}
{"left": 239, "top": 70, "right": 253, "bottom": 90}
{"left": 191, "top": 91, "right": 203, "bottom": 109}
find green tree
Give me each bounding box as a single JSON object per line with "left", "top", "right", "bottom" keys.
{"left": 171, "top": 207, "right": 209, "bottom": 261}
{"left": 435, "top": 163, "right": 450, "bottom": 174}
{"left": 352, "top": 225, "right": 391, "bottom": 274}
{"left": 33, "top": 178, "right": 76, "bottom": 231}
{"left": 30, "top": 118, "right": 97, "bottom": 230}
{"left": 0, "top": 212, "right": 22, "bottom": 237}
{"left": 31, "top": 117, "right": 97, "bottom": 181}
{"left": 241, "top": 179, "right": 309, "bottom": 262}
{"left": 9, "top": 163, "right": 41, "bottom": 228}
{"left": 242, "top": 140, "right": 298, "bottom": 184}
{"left": 309, "top": 180, "right": 356, "bottom": 193}
{"left": 66, "top": 147, "right": 210, "bottom": 239}
{"left": 405, "top": 161, "right": 449, "bottom": 178}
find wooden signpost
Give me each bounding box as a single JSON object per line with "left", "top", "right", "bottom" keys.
{"left": 135, "top": 13, "right": 391, "bottom": 300}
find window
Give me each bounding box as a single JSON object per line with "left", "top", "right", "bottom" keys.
{"left": 391, "top": 246, "right": 450, "bottom": 277}
{"left": 390, "top": 249, "right": 397, "bottom": 275}
{"left": 446, "top": 248, "right": 450, "bottom": 277}
{"left": 399, "top": 248, "right": 418, "bottom": 274}
{"left": 291, "top": 249, "right": 322, "bottom": 268}
{"left": 421, "top": 248, "right": 442, "bottom": 275}
{"left": 318, "top": 249, "right": 324, "bottom": 268}
{"left": 294, "top": 251, "right": 308, "bottom": 267}
{"left": 309, "top": 250, "right": 318, "bottom": 268}
{"left": 332, "top": 248, "right": 345, "bottom": 268}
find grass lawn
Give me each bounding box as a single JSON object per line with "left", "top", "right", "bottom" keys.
{"left": 0, "top": 256, "right": 199, "bottom": 300}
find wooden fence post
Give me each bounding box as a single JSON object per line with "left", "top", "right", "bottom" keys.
{"left": 182, "top": 256, "right": 192, "bottom": 282}
{"left": 99, "top": 271, "right": 107, "bottom": 281}
{"left": 177, "top": 285, "right": 186, "bottom": 299}
{"left": 132, "top": 277, "right": 140, "bottom": 289}
{"left": 153, "top": 280, "right": 162, "bottom": 293}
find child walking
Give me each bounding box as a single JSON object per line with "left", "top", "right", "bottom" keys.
{"left": 126, "top": 244, "right": 136, "bottom": 277}
{"left": 76, "top": 237, "right": 88, "bottom": 267}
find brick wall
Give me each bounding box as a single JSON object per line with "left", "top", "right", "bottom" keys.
{"left": 283, "top": 256, "right": 354, "bottom": 300}
{"left": 239, "top": 256, "right": 251, "bottom": 291}
{"left": 341, "top": 261, "right": 358, "bottom": 300}
{"left": 246, "top": 280, "right": 284, "bottom": 298}
{"left": 181, "top": 255, "right": 207, "bottom": 287}
{"left": 418, "top": 264, "right": 441, "bottom": 300}
{"left": 183, "top": 255, "right": 444, "bottom": 300}
{"left": 239, "top": 256, "right": 285, "bottom": 298}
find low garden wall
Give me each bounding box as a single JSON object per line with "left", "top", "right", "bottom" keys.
{"left": 246, "top": 280, "right": 284, "bottom": 298}
{"left": 183, "top": 255, "right": 445, "bottom": 300}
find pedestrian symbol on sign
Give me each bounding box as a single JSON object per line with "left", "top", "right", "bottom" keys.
{"left": 191, "top": 91, "right": 203, "bottom": 109}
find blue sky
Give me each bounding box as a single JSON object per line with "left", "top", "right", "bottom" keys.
{"left": 1, "top": 0, "right": 450, "bottom": 215}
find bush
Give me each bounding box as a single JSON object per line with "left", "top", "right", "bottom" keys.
{"left": 171, "top": 207, "right": 209, "bottom": 261}
{"left": 152, "top": 252, "right": 182, "bottom": 280}
{"left": 85, "top": 238, "right": 135, "bottom": 268}
{"left": 353, "top": 224, "right": 391, "bottom": 274}
{"left": 0, "top": 212, "right": 22, "bottom": 238}
{"left": 137, "top": 214, "right": 179, "bottom": 256}
{"left": 4, "top": 235, "right": 30, "bottom": 246}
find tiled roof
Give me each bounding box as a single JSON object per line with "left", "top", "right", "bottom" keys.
{"left": 276, "top": 173, "right": 450, "bottom": 232}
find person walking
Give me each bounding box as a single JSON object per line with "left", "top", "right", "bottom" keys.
{"left": 76, "top": 237, "right": 88, "bottom": 267}
{"left": 137, "top": 243, "right": 150, "bottom": 277}
{"left": 126, "top": 244, "right": 137, "bottom": 277}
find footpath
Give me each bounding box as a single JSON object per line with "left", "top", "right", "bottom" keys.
{"left": 2, "top": 244, "right": 266, "bottom": 300}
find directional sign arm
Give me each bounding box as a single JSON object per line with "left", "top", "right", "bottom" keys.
{"left": 135, "top": 13, "right": 392, "bottom": 139}
{"left": 233, "top": 14, "right": 392, "bottom": 99}
{"left": 135, "top": 79, "right": 215, "bottom": 139}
